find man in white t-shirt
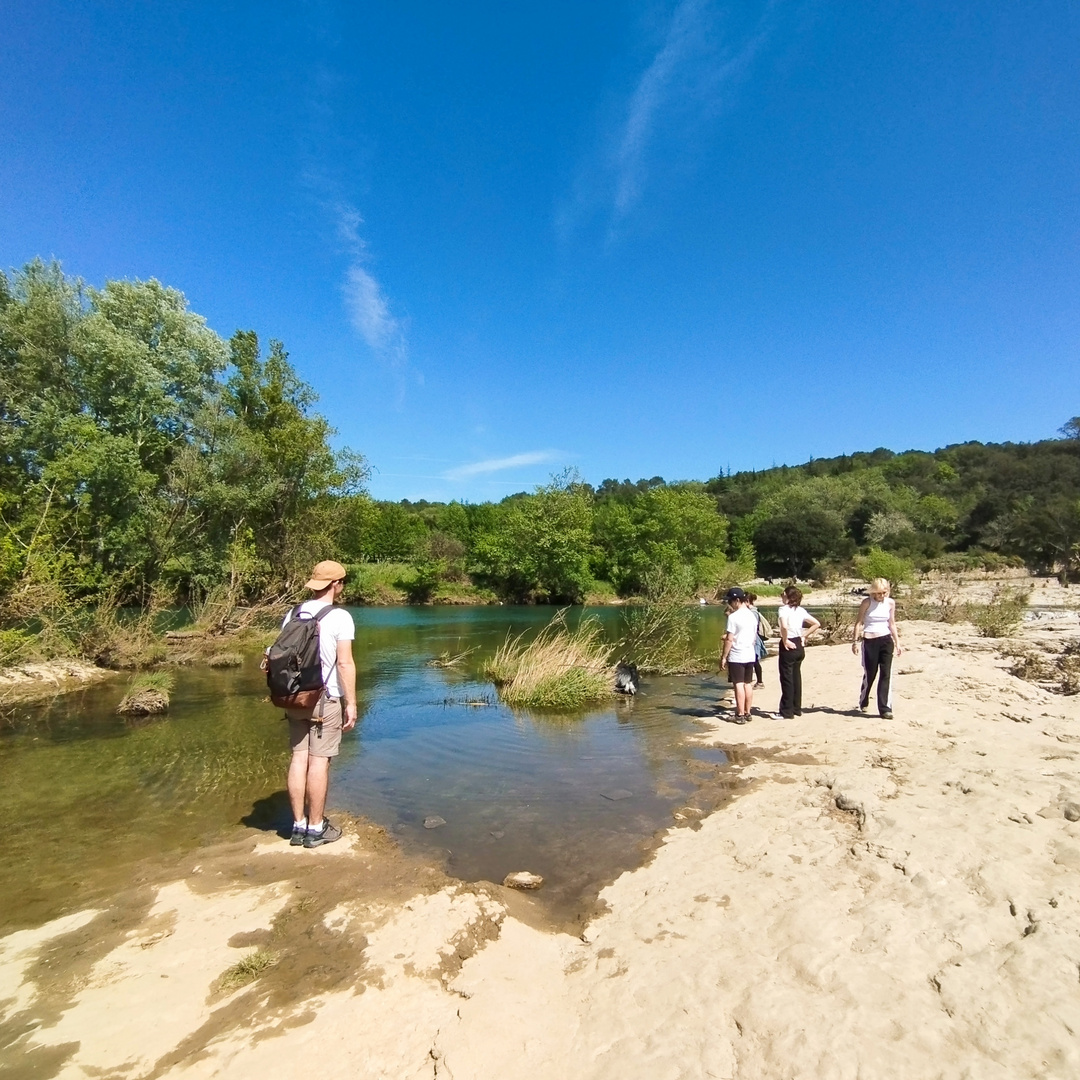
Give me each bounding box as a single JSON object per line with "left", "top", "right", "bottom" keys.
{"left": 720, "top": 587, "right": 759, "bottom": 724}
{"left": 284, "top": 560, "right": 357, "bottom": 848}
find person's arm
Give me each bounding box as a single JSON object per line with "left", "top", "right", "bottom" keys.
{"left": 721, "top": 631, "right": 734, "bottom": 668}
{"left": 802, "top": 612, "right": 822, "bottom": 640}
{"left": 336, "top": 639, "right": 358, "bottom": 729}
{"left": 851, "top": 598, "right": 870, "bottom": 654}
{"left": 889, "top": 599, "right": 903, "bottom": 657}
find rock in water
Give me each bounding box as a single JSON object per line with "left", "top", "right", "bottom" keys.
{"left": 503, "top": 871, "right": 544, "bottom": 890}
{"left": 423, "top": 816, "right": 447, "bottom": 830}
{"left": 599, "top": 788, "right": 634, "bottom": 801}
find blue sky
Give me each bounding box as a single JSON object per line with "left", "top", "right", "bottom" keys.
{"left": 2, "top": 1, "right": 1078, "bottom": 501}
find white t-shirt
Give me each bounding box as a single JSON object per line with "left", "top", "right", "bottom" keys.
{"left": 725, "top": 606, "right": 760, "bottom": 664}
{"left": 777, "top": 604, "right": 810, "bottom": 642}
{"left": 282, "top": 600, "right": 355, "bottom": 699}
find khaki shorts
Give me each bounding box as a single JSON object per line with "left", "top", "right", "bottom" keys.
{"left": 287, "top": 695, "right": 343, "bottom": 758}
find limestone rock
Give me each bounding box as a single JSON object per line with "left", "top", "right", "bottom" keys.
{"left": 423, "top": 816, "right": 447, "bottom": 830}
{"left": 502, "top": 871, "right": 544, "bottom": 890}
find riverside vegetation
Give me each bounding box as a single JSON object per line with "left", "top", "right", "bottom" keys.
{"left": 3, "top": 260, "right": 1080, "bottom": 674}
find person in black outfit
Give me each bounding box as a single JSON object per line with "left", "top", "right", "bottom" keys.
{"left": 772, "top": 585, "right": 821, "bottom": 720}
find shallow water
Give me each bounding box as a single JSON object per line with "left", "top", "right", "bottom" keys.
{"left": 0, "top": 606, "right": 737, "bottom": 930}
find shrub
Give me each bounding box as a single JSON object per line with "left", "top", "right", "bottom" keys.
{"left": 815, "top": 602, "right": 855, "bottom": 644}
{"left": 485, "top": 609, "right": 613, "bottom": 709}
{"left": 967, "top": 585, "right": 1031, "bottom": 638}
{"left": 399, "top": 560, "right": 444, "bottom": 604}
{"left": 854, "top": 548, "right": 915, "bottom": 589}
{"left": 0, "top": 628, "right": 36, "bottom": 665}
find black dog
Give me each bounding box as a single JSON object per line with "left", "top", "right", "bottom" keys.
{"left": 614, "top": 661, "right": 639, "bottom": 695}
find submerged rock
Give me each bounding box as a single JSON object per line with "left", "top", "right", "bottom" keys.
{"left": 599, "top": 788, "right": 634, "bottom": 801}
{"left": 503, "top": 871, "right": 543, "bottom": 890}
{"left": 423, "top": 816, "right": 447, "bottom": 830}
{"left": 116, "top": 689, "right": 169, "bottom": 716}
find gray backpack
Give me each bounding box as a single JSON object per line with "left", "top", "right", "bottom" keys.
{"left": 266, "top": 604, "right": 333, "bottom": 709}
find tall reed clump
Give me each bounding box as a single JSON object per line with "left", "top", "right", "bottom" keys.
{"left": 968, "top": 585, "right": 1031, "bottom": 638}
{"left": 485, "top": 610, "right": 613, "bottom": 709}
{"left": 621, "top": 565, "right": 707, "bottom": 674}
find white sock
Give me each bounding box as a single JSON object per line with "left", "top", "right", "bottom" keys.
{"left": 293, "top": 818, "right": 307, "bottom": 831}
{"left": 307, "top": 818, "right": 325, "bottom": 834}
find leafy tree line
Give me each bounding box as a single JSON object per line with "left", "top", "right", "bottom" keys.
{"left": 0, "top": 260, "right": 365, "bottom": 620}
{"left": 340, "top": 434, "right": 1080, "bottom": 601}
{"left": 3, "top": 261, "right": 1079, "bottom": 636}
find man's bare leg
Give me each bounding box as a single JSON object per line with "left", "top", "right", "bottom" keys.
{"left": 305, "top": 756, "right": 331, "bottom": 826}
{"left": 288, "top": 747, "right": 309, "bottom": 822}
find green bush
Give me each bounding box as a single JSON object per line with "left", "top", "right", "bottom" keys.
{"left": 968, "top": 585, "right": 1031, "bottom": 638}
{"left": 0, "top": 628, "right": 35, "bottom": 665}
{"left": 854, "top": 548, "right": 915, "bottom": 589}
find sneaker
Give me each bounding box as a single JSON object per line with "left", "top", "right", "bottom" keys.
{"left": 880, "top": 710, "right": 894, "bottom": 719}
{"left": 754, "top": 682, "right": 765, "bottom": 689}
{"left": 858, "top": 704, "right": 868, "bottom": 713}
{"left": 303, "top": 818, "right": 343, "bottom": 849}
{"left": 731, "top": 714, "right": 749, "bottom": 725}
{"left": 768, "top": 712, "right": 785, "bottom": 720}
{"left": 289, "top": 824, "right": 306, "bottom": 847}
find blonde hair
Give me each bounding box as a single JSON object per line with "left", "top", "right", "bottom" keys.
{"left": 870, "top": 577, "right": 891, "bottom": 596}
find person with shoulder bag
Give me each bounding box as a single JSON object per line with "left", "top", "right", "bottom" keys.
{"left": 265, "top": 560, "right": 358, "bottom": 848}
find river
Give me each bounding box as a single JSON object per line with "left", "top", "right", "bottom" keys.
{"left": 0, "top": 605, "right": 739, "bottom": 929}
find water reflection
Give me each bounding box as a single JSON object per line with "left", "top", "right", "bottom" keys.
{"left": 0, "top": 606, "right": 733, "bottom": 930}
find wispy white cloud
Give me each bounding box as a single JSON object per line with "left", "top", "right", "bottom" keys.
{"left": 560, "top": 1, "right": 779, "bottom": 241}
{"left": 444, "top": 451, "right": 560, "bottom": 481}
{"left": 614, "top": 0, "right": 712, "bottom": 219}
{"left": 335, "top": 202, "right": 408, "bottom": 365}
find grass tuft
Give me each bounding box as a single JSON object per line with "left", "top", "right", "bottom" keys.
{"left": 206, "top": 652, "right": 244, "bottom": 668}
{"left": 216, "top": 948, "right": 279, "bottom": 993}
{"left": 116, "top": 671, "right": 174, "bottom": 715}
{"left": 485, "top": 610, "right": 613, "bottom": 709}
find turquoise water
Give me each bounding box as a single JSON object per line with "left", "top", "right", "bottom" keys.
{"left": 0, "top": 606, "right": 735, "bottom": 928}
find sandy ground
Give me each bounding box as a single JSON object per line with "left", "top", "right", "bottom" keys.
{"left": 4, "top": 617, "right": 1080, "bottom": 1080}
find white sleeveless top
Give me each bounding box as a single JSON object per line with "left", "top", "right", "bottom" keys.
{"left": 863, "top": 597, "right": 893, "bottom": 638}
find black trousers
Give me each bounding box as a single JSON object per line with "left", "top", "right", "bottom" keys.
{"left": 860, "top": 636, "right": 894, "bottom": 714}
{"left": 777, "top": 639, "right": 805, "bottom": 718}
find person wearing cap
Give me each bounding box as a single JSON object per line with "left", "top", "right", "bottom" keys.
{"left": 284, "top": 560, "right": 357, "bottom": 848}
{"left": 720, "top": 587, "right": 759, "bottom": 723}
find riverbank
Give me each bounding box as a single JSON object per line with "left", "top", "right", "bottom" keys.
{"left": 0, "top": 660, "right": 114, "bottom": 705}
{"left": 4, "top": 614, "right": 1079, "bottom": 1078}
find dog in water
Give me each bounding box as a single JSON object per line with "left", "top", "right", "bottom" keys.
{"left": 614, "top": 661, "right": 639, "bottom": 695}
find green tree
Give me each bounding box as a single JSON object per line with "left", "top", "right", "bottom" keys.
{"left": 472, "top": 471, "right": 595, "bottom": 602}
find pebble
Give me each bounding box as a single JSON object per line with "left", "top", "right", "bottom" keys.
{"left": 423, "top": 816, "right": 447, "bottom": 830}
{"left": 503, "top": 871, "right": 544, "bottom": 890}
